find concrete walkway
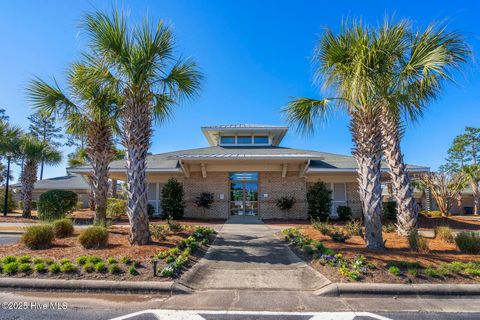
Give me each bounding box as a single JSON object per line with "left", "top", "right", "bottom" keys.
{"left": 179, "top": 216, "right": 330, "bottom": 291}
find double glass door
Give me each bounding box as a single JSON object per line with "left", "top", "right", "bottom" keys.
{"left": 230, "top": 172, "right": 258, "bottom": 215}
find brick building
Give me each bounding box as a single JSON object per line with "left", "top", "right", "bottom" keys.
{"left": 70, "top": 124, "right": 429, "bottom": 219}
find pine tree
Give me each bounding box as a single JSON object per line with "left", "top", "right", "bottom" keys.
{"left": 28, "top": 111, "right": 63, "bottom": 179}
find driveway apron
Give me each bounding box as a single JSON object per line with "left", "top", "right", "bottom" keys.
{"left": 179, "top": 216, "right": 330, "bottom": 291}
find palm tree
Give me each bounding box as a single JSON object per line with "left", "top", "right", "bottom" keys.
{"left": 462, "top": 165, "right": 480, "bottom": 215}
{"left": 284, "top": 22, "right": 386, "bottom": 249}
{"left": 19, "top": 135, "right": 62, "bottom": 217}
{"left": 374, "top": 21, "right": 470, "bottom": 235}
{"left": 0, "top": 122, "right": 22, "bottom": 215}
{"left": 27, "top": 60, "right": 121, "bottom": 226}
{"left": 82, "top": 9, "right": 202, "bottom": 244}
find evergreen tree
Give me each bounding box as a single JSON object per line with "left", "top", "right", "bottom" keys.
{"left": 28, "top": 111, "right": 63, "bottom": 179}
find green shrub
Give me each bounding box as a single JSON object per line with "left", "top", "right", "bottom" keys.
{"left": 18, "top": 255, "right": 31, "bottom": 263}
{"left": 195, "top": 192, "right": 215, "bottom": 211}
{"left": 329, "top": 226, "right": 351, "bottom": 243}
{"left": 337, "top": 206, "right": 352, "bottom": 221}
{"left": 121, "top": 256, "right": 131, "bottom": 265}
{"left": 60, "top": 262, "right": 76, "bottom": 273}
{"left": 388, "top": 266, "right": 401, "bottom": 276}
{"left": 312, "top": 220, "right": 331, "bottom": 236}
{"left": 78, "top": 226, "right": 108, "bottom": 249}
{"left": 166, "top": 255, "right": 175, "bottom": 263}
{"left": 339, "top": 265, "right": 361, "bottom": 281}
{"left": 182, "top": 248, "right": 191, "bottom": 257}
{"left": 106, "top": 198, "right": 127, "bottom": 219}
{"left": 59, "top": 258, "right": 71, "bottom": 265}
{"left": 424, "top": 267, "right": 440, "bottom": 277}
{"left": 147, "top": 203, "right": 156, "bottom": 217}
{"left": 19, "top": 200, "right": 37, "bottom": 211}
{"left": 38, "top": 190, "right": 78, "bottom": 221}
{"left": 2, "top": 256, "right": 16, "bottom": 264}
{"left": 34, "top": 263, "right": 46, "bottom": 272}
{"left": 407, "top": 268, "right": 419, "bottom": 277}
{"left": 306, "top": 182, "right": 332, "bottom": 221}
{"left": 382, "top": 201, "right": 397, "bottom": 220}
{"left": 150, "top": 224, "right": 168, "bottom": 241}
{"left": 455, "top": 232, "right": 480, "bottom": 254}
{"left": 167, "top": 219, "right": 183, "bottom": 232}
{"left": 420, "top": 210, "right": 443, "bottom": 218}
{"left": 107, "top": 257, "right": 117, "bottom": 264}
{"left": 108, "top": 264, "right": 121, "bottom": 274}
{"left": 133, "top": 261, "right": 141, "bottom": 268}
{"left": 160, "top": 264, "right": 175, "bottom": 277}
{"left": 160, "top": 178, "right": 185, "bottom": 219}
{"left": 128, "top": 266, "right": 138, "bottom": 275}
{"left": 76, "top": 256, "right": 88, "bottom": 265}
{"left": 465, "top": 268, "right": 480, "bottom": 276}
{"left": 18, "top": 263, "right": 31, "bottom": 272}
{"left": 45, "top": 258, "right": 54, "bottom": 265}
{"left": 0, "top": 189, "right": 16, "bottom": 212}
{"left": 344, "top": 219, "right": 362, "bottom": 236}
{"left": 174, "top": 256, "right": 188, "bottom": 269}
{"left": 302, "top": 245, "right": 314, "bottom": 254}
{"left": 83, "top": 263, "right": 95, "bottom": 273}
{"left": 446, "top": 261, "right": 466, "bottom": 273}
{"left": 3, "top": 262, "right": 19, "bottom": 275}
{"left": 76, "top": 201, "right": 84, "bottom": 211}
{"left": 408, "top": 232, "right": 429, "bottom": 253}
{"left": 435, "top": 226, "right": 454, "bottom": 243}
{"left": 313, "top": 241, "right": 325, "bottom": 252}
{"left": 49, "top": 263, "right": 61, "bottom": 273}
{"left": 32, "top": 257, "right": 43, "bottom": 264}
{"left": 21, "top": 224, "right": 55, "bottom": 249}
{"left": 87, "top": 255, "right": 102, "bottom": 264}
{"left": 276, "top": 196, "right": 296, "bottom": 211}
{"left": 94, "top": 262, "right": 107, "bottom": 273}
{"left": 382, "top": 223, "right": 396, "bottom": 233}
{"left": 52, "top": 219, "right": 74, "bottom": 238}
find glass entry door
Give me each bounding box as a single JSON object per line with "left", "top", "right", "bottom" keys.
{"left": 230, "top": 172, "right": 258, "bottom": 215}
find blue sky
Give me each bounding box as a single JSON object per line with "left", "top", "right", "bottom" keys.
{"left": 1, "top": 0, "right": 479, "bottom": 181}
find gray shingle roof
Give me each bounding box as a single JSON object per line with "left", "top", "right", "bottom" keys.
{"left": 69, "top": 146, "right": 429, "bottom": 172}
{"left": 12, "top": 173, "right": 90, "bottom": 190}
{"left": 201, "top": 124, "right": 288, "bottom": 129}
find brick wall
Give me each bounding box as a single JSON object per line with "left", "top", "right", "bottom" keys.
{"left": 183, "top": 172, "right": 230, "bottom": 219}
{"left": 258, "top": 171, "right": 308, "bottom": 219}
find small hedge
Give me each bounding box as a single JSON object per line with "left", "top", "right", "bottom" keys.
{"left": 337, "top": 206, "right": 352, "bottom": 221}
{"left": 106, "top": 198, "right": 127, "bottom": 219}
{"left": 0, "top": 189, "right": 16, "bottom": 212}
{"left": 52, "top": 219, "right": 74, "bottom": 238}
{"left": 21, "top": 224, "right": 55, "bottom": 249}
{"left": 455, "top": 232, "right": 480, "bottom": 254}
{"left": 78, "top": 226, "right": 109, "bottom": 249}
{"left": 38, "top": 190, "right": 78, "bottom": 221}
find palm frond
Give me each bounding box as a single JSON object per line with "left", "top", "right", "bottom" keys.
{"left": 27, "top": 77, "right": 79, "bottom": 117}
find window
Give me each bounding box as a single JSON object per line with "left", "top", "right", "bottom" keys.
{"left": 254, "top": 136, "right": 269, "bottom": 144}
{"left": 237, "top": 136, "right": 252, "bottom": 144}
{"left": 220, "top": 136, "right": 235, "bottom": 144}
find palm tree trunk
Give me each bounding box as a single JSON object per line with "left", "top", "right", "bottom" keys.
{"left": 456, "top": 192, "right": 463, "bottom": 214}
{"left": 111, "top": 179, "right": 118, "bottom": 198}
{"left": 86, "top": 176, "right": 96, "bottom": 211}
{"left": 380, "top": 111, "right": 417, "bottom": 236}
{"left": 472, "top": 180, "right": 479, "bottom": 216}
{"left": 123, "top": 94, "right": 151, "bottom": 245}
{"left": 351, "top": 114, "right": 384, "bottom": 250}
{"left": 21, "top": 159, "right": 38, "bottom": 218}
{"left": 86, "top": 122, "right": 113, "bottom": 227}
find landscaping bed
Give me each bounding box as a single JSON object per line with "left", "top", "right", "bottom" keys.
{"left": 283, "top": 221, "right": 480, "bottom": 284}
{"left": 0, "top": 224, "right": 216, "bottom": 281}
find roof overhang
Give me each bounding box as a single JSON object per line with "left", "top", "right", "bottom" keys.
{"left": 68, "top": 167, "right": 183, "bottom": 174}
{"left": 306, "top": 167, "right": 430, "bottom": 173}
{"left": 201, "top": 125, "right": 289, "bottom": 146}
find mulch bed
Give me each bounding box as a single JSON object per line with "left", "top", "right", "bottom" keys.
{"left": 0, "top": 226, "right": 214, "bottom": 281}
{"left": 284, "top": 217, "right": 480, "bottom": 284}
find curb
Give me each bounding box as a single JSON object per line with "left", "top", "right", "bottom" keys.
{"left": 0, "top": 277, "right": 189, "bottom": 294}
{"left": 315, "top": 282, "right": 480, "bottom": 297}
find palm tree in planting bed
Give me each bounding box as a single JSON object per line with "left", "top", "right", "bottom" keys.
{"left": 284, "top": 21, "right": 387, "bottom": 249}
{"left": 82, "top": 9, "right": 202, "bottom": 244}
{"left": 28, "top": 59, "right": 121, "bottom": 226}
{"left": 374, "top": 21, "right": 470, "bottom": 235}
{"left": 19, "top": 135, "right": 62, "bottom": 218}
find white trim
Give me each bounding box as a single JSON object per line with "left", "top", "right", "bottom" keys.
{"left": 68, "top": 168, "right": 182, "bottom": 173}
